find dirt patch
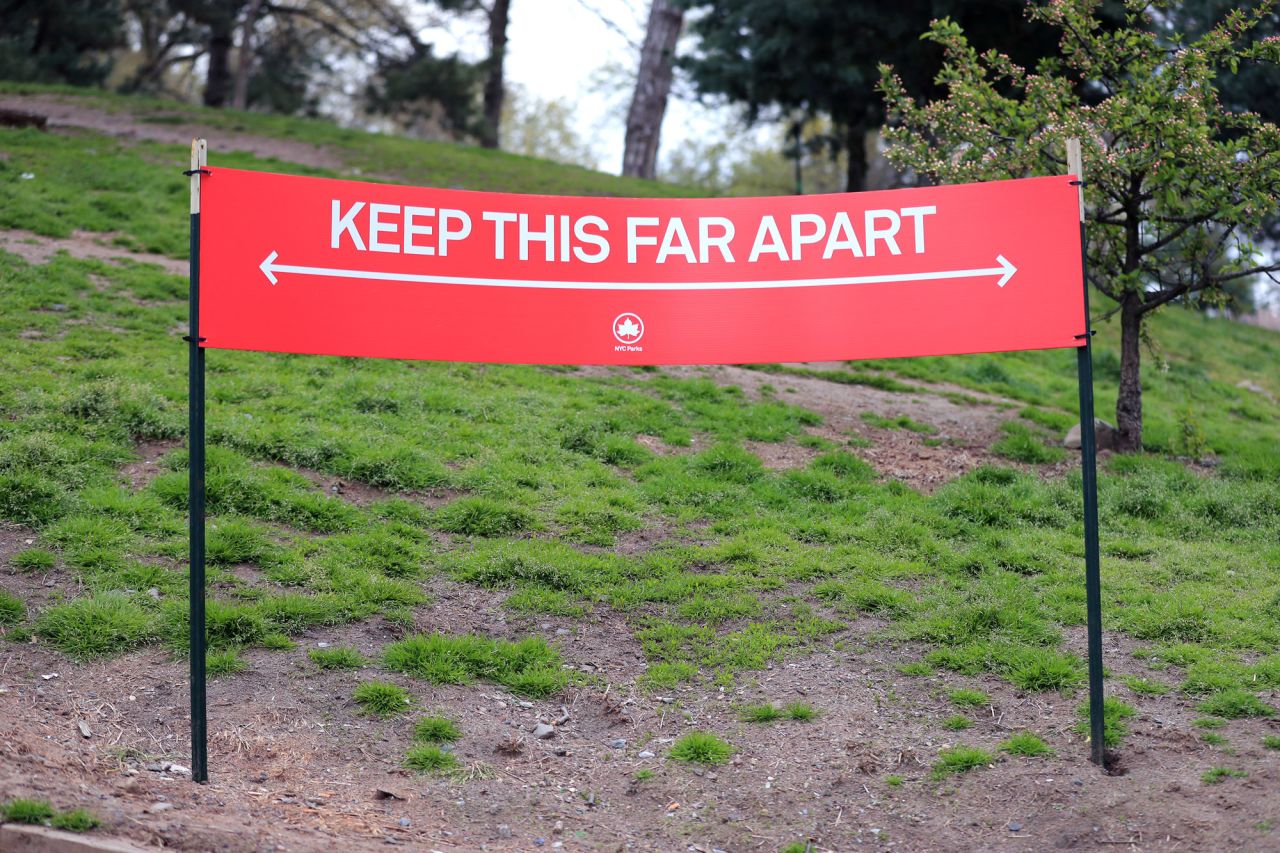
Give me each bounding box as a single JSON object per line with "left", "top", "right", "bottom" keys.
{"left": 0, "top": 229, "right": 188, "bottom": 275}
{"left": 2, "top": 611, "right": 1278, "bottom": 852}
{"left": 0, "top": 94, "right": 346, "bottom": 172}
{"left": 119, "top": 439, "right": 183, "bottom": 491}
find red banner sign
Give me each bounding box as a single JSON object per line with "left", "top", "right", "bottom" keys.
{"left": 198, "top": 169, "right": 1084, "bottom": 364}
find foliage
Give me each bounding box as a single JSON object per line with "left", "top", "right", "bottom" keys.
{"left": 0, "top": 0, "right": 123, "bottom": 86}
{"left": 679, "top": 0, "right": 1076, "bottom": 190}
{"left": 50, "top": 808, "right": 101, "bottom": 832}
{"left": 881, "top": 0, "right": 1280, "bottom": 450}
{"left": 0, "top": 589, "right": 25, "bottom": 626}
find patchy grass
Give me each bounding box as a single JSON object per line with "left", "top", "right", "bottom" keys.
{"left": 669, "top": 731, "right": 734, "bottom": 765}
{"left": 1201, "top": 767, "right": 1247, "bottom": 785}
{"left": 1000, "top": 732, "right": 1054, "bottom": 757}
{"left": 206, "top": 648, "right": 248, "bottom": 676}
{"left": 931, "top": 745, "right": 992, "bottom": 778}
{"left": 352, "top": 681, "right": 412, "bottom": 718}
{"left": 1076, "top": 697, "right": 1137, "bottom": 748}
{"left": 1196, "top": 690, "right": 1273, "bottom": 720}
{"left": 309, "top": 646, "right": 366, "bottom": 670}
{"left": 783, "top": 701, "right": 819, "bottom": 721}
{"left": 0, "top": 589, "right": 25, "bottom": 626}
{"left": 11, "top": 549, "right": 55, "bottom": 571}
{"left": 948, "top": 688, "right": 989, "bottom": 709}
{"left": 739, "top": 703, "right": 783, "bottom": 723}
{"left": 1261, "top": 735, "right": 1280, "bottom": 751}
{"left": 35, "top": 592, "right": 154, "bottom": 660}
{"left": 382, "top": 633, "right": 569, "bottom": 698}
{"left": 1, "top": 797, "right": 54, "bottom": 823}
{"left": 413, "top": 716, "right": 462, "bottom": 744}
{"left": 404, "top": 744, "right": 458, "bottom": 773}
{"left": 943, "top": 715, "right": 973, "bottom": 731}
{"left": 50, "top": 808, "right": 101, "bottom": 832}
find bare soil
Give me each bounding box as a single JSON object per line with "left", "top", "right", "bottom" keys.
{"left": 0, "top": 94, "right": 346, "bottom": 172}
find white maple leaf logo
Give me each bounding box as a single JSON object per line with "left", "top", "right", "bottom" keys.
{"left": 616, "top": 318, "right": 641, "bottom": 339}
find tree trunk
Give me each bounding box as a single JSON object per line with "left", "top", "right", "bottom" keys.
{"left": 622, "top": 0, "right": 683, "bottom": 179}
{"left": 845, "top": 123, "right": 868, "bottom": 193}
{"left": 203, "top": 17, "right": 235, "bottom": 107}
{"left": 230, "top": 0, "right": 265, "bottom": 110}
{"left": 480, "top": 0, "right": 511, "bottom": 149}
{"left": 1115, "top": 297, "right": 1144, "bottom": 452}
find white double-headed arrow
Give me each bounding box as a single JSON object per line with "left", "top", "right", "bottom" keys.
{"left": 259, "top": 251, "right": 1017, "bottom": 290}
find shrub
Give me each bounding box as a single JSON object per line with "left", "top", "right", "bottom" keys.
{"left": 669, "top": 731, "right": 734, "bottom": 765}
{"left": 353, "top": 681, "right": 412, "bottom": 717}
{"left": 309, "top": 646, "right": 366, "bottom": 670}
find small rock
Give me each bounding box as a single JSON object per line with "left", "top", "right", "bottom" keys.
{"left": 497, "top": 825, "right": 512, "bottom": 839}
{"left": 145, "top": 762, "right": 167, "bottom": 772}
{"left": 1008, "top": 821, "right": 1023, "bottom": 832}
{"left": 167, "top": 763, "right": 191, "bottom": 776}
{"left": 1063, "top": 419, "right": 1116, "bottom": 450}
{"left": 553, "top": 820, "right": 563, "bottom": 834}
{"left": 609, "top": 738, "right": 626, "bottom": 749}
{"left": 532, "top": 723, "right": 555, "bottom": 739}
{"left": 398, "top": 817, "right": 411, "bottom": 827}
{"left": 149, "top": 802, "right": 173, "bottom": 813}
{"left": 534, "top": 838, "right": 546, "bottom": 847}
{"left": 41, "top": 672, "right": 59, "bottom": 680}
{"left": 1237, "top": 379, "right": 1277, "bottom": 403}
{"left": 316, "top": 641, "right": 330, "bottom": 648}
{"left": 49, "top": 303, "right": 67, "bottom": 311}
{"left": 77, "top": 720, "right": 92, "bottom": 738}
{"left": 375, "top": 787, "right": 408, "bottom": 801}
{"left": 518, "top": 701, "right": 534, "bottom": 709}
{"left": 637, "top": 750, "right": 655, "bottom": 759}
{"left": 147, "top": 587, "right": 161, "bottom": 600}
{"left": 555, "top": 628, "right": 571, "bottom": 636}
{"left": 553, "top": 747, "right": 569, "bottom": 757}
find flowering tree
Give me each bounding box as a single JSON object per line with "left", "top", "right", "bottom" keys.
{"left": 879, "top": 0, "right": 1280, "bottom": 452}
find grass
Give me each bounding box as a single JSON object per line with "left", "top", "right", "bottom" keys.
{"left": 1, "top": 797, "right": 54, "bottom": 823}
{"left": 931, "top": 745, "right": 992, "bottom": 778}
{"left": 206, "top": 648, "right": 247, "bottom": 676}
{"left": 1201, "top": 767, "right": 1247, "bottom": 784}
{"left": 0, "top": 589, "right": 25, "bottom": 626}
{"left": 1000, "top": 732, "right": 1054, "bottom": 757}
{"left": 860, "top": 412, "right": 936, "bottom": 433}
{"left": 740, "top": 701, "right": 819, "bottom": 723}
{"left": 404, "top": 744, "right": 458, "bottom": 773}
{"left": 669, "top": 731, "right": 734, "bottom": 765}
{"left": 943, "top": 715, "right": 973, "bottom": 730}
{"left": 51, "top": 808, "right": 101, "bottom": 832}
{"left": 885, "top": 774, "right": 905, "bottom": 787}
{"left": 382, "top": 633, "right": 569, "bottom": 698}
{"left": 1075, "top": 697, "right": 1137, "bottom": 748}
{"left": 309, "top": 646, "right": 366, "bottom": 670}
{"left": 1, "top": 85, "right": 1279, "bottom": 793}
{"left": 1262, "top": 735, "right": 1280, "bottom": 751}
{"left": 1196, "top": 690, "right": 1273, "bottom": 719}
{"left": 948, "top": 688, "right": 989, "bottom": 709}
{"left": 352, "top": 681, "right": 412, "bottom": 717}
{"left": 413, "top": 716, "right": 462, "bottom": 744}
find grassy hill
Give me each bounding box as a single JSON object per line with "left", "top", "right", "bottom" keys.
{"left": 1, "top": 86, "right": 1278, "bottom": 849}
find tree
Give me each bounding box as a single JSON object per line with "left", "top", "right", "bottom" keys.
{"left": 880, "top": 0, "right": 1280, "bottom": 452}
{"left": 623, "top": 0, "right": 684, "bottom": 179}
{"left": 480, "top": 0, "right": 512, "bottom": 149}
{"left": 677, "top": 0, "right": 1088, "bottom": 192}
{"left": 501, "top": 84, "right": 598, "bottom": 168}
{"left": 0, "top": 0, "right": 125, "bottom": 86}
